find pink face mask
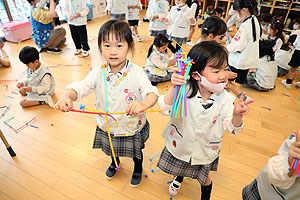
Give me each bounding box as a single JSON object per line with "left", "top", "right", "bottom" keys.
{"left": 196, "top": 72, "right": 227, "bottom": 94}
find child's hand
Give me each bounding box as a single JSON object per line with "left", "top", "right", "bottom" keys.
{"left": 152, "top": 15, "right": 159, "bottom": 21}
{"left": 168, "top": 58, "right": 176, "bottom": 66}
{"left": 189, "top": 17, "right": 196, "bottom": 24}
{"left": 126, "top": 101, "right": 147, "bottom": 116}
{"left": 161, "top": 17, "right": 168, "bottom": 22}
{"left": 17, "top": 82, "right": 24, "bottom": 88}
{"left": 227, "top": 71, "right": 237, "bottom": 79}
{"left": 171, "top": 68, "right": 186, "bottom": 88}
{"left": 233, "top": 92, "right": 254, "bottom": 116}
{"left": 55, "top": 96, "right": 73, "bottom": 112}
{"left": 69, "top": 15, "right": 73, "bottom": 21}
{"left": 74, "top": 13, "right": 81, "bottom": 18}
{"left": 288, "top": 130, "right": 300, "bottom": 165}
{"left": 22, "top": 86, "right": 32, "bottom": 92}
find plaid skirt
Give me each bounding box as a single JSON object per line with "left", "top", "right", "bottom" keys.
{"left": 168, "top": 35, "right": 188, "bottom": 45}
{"left": 111, "top": 13, "right": 126, "bottom": 21}
{"left": 93, "top": 121, "right": 150, "bottom": 159}
{"left": 242, "top": 179, "right": 262, "bottom": 200}
{"left": 150, "top": 30, "right": 167, "bottom": 37}
{"left": 146, "top": 70, "right": 172, "bottom": 83}
{"left": 157, "top": 147, "right": 219, "bottom": 185}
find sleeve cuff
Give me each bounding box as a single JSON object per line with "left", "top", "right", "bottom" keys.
{"left": 229, "top": 120, "right": 243, "bottom": 135}
{"left": 142, "top": 86, "right": 159, "bottom": 100}
{"left": 158, "top": 95, "right": 172, "bottom": 115}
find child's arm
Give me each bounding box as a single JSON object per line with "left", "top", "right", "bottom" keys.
{"left": 226, "top": 27, "right": 248, "bottom": 53}
{"left": 55, "top": 89, "right": 77, "bottom": 112}
{"left": 273, "top": 38, "right": 283, "bottom": 53}
{"left": 267, "top": 130, "right": 300, "bottom": 189}
{"left": 22, "top": 74, "right": 51, "bottom": 94}
{"left": 106, "top": 0, "right": 112, "bottom": 16}
{"left": 61, "top": 0, "right": 72, "bottom": 21}
{"left": 126, "top": 69, "right": 159, "bottom": 116}
{"left": 150, "top": 54, "right": 169, "bottom": 70}
{"left": 231, "top": 92, "right": 254, "bottom": 127}
{"left": 55, "top": 68, "right": 98, "bottom": 111}
{"left": 76, "top": 1, "right": 89, "bottom": 18}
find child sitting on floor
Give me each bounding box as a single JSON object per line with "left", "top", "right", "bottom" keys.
{"left": 17, "top": 46, "right": 55, "bottom": 108}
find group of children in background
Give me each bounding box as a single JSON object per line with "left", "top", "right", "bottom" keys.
{"left": 1, "top": 0, "right": 298, "bottom": 199}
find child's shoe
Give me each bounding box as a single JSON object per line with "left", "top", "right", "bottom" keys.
{"left": 105, "top": 164, "right": 118, "bottom": 180}
{"left": 74, "top": 49, "right": 81, "bottom": 55}
{"left": 169, "top": 177, "right": 182, "bottom": 196}
{"left": 132, "top": 33, "right": 136, "bottom": 38}
{"left": 281, "top": 80, "right": 291, "bottom": 89}
{"left": 82, "top": 50, "right": 89, "bottom": 57}
{"left": 47, "top": 48, "right": 62, "bottom": 54}
{"left": 45, "top": 96, "right": 55, "bottom": 108}
{"left": 130, "top": 168, "right": 143, "bottom": 187}
{"left": 295, "top": 82, "right": 300, "bottom": 88}
{"left": 136, "top": 35, "right": 142, "bottom": 42}
{"left": 186, "top": 40, "right": 195, "bottom": 46}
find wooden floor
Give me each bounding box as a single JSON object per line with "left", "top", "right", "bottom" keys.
{"left": 0, "top": 11, "right": 300, "bottom": 200}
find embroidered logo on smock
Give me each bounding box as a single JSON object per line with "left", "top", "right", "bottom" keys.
{"left": 125, "top": 92, "right": 136, "bottom": 104}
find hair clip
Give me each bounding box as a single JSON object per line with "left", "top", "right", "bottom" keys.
{"left": 203, "top": 27, "right": 208, "bottom": 30}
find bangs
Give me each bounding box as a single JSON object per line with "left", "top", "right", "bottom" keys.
{"left": 101, "top": 27, "right": 126, "bottom": 43}
{"left": 206, "top": 52, "right": 228, "bottom": 69}
{"left": 98, "top": 20, "right": 134, "bottom": 52}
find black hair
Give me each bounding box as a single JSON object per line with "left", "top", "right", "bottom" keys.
{"left": 19, "top": 46, "right": 39, "bottom": 64}
{"left": 295, "top": 18, "right": 300, "bottom": 25}
{"left": 27, "top": 0, "right": 34, "bottom": 4}
{"left": 281, "top": 35, "right": 297, "bottom": 51}
{"left": 201, "top": 16, "right": 227, "bottom": 38}
{"left": 147, "top": 34, "right": 169, "bottom": 58}
{"left": 98, "top": 20, "right": 134, "bottom": 54}
{"left": 259, "top": 40, "right": 274, "bottom": 61}
{"left": 233, "top": 0, "right": 261, "bottom": 42}
{"left": 270, "top": 22, "right": 284, "bottom": 42}
{"left": 261, "top": 13, "right": 272, "bottom": 23}
{"left": 187, "top": 41, "right": 228, "bottom": 98}
{"left": 213, "top": 7, "right": 223, "bottom": 16}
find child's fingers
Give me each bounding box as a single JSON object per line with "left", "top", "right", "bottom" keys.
{"left": 173, "top": 67, "right": 181, "bottom": 73}
{"left": 245, "top": 99, "right": 254, "bottom": 105}
{"left": 294, "top": 130, "right": 300, "bottom": 142}
{"left": 238, "top": 92, "right": 246, "bottom": 103}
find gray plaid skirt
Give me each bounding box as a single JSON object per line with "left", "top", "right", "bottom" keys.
{"left": 168, "top": 35, "right": 188, "bottom": 45}
{"left": 111, "top": 13, "right": 126, "bottom": 21}
{"left": 157, "top": 147, "right": 219, "bottom": 185}
{"left": 93, "top": 121, "right": 150, "bottom": 159}
{"left": 150, "top": 30, "right": 167, "bottom": 37}
{"left": 146, "top": 70, "right": 172, "bottom": 83}
{"left": 242, "top": 179, "right": 261, "bottom": 200}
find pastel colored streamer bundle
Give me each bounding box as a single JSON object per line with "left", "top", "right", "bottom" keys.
{"left": 289, "top": 158, "right": 300, "bottom": 177}
{"left": 170, "top": 49, "right": 194, "bottom": 119}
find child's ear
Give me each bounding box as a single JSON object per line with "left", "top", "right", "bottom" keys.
{"left": 207, "top": 33, "right": 214, "bottom": 40}
{"left": 191, "top": 72, "right": 201, "bottom": 81}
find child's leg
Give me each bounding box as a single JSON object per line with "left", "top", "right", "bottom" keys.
{"left": 20, "top": 99, "right": 42, "bottom": 108}
{"left": 201, "top": 173, "right": 213, "bottom": 200}
{"left": 133, "top": 152, "right": 143, "bottom": 173}
{"left": 175, "top": 43, "right": 181, "bottom": 51}
{"left": 19, "top": 88, "right": 27, "bottom": 96}
{"left": 69, "top": 24, "right": 82, "bottom": 50}
{"left": 131, "top": 151, "right": 143, "bottom": 187}
{"left": 0, "top": 58, "right": 10, "bottom": 67}
{"left": 187, "top": 25, "right": 195, "bottom": 42}
{"left": 77, "top": 25, "right": 90, "bottom": 51}
{"left": 133, "top": 25, "right": 139, "bottom": 35}
{"left": 168, "top": 41, "right": 177, "bottom": 54}
{"left": 225, "top": 81, "right": 241, "bottom": 96}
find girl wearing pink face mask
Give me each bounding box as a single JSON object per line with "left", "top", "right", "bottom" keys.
{"left": 157, "top": 41, "right": 254, "bottom": 199}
